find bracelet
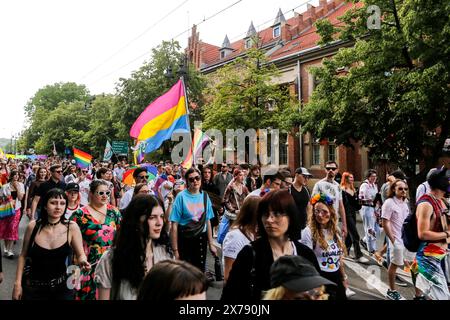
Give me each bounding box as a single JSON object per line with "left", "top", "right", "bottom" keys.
{"left": 444, "top": 231, "right": 449, "bottom": 238}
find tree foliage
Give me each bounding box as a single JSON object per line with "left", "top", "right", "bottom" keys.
{"left": 202, "top": 48, "right": 299, "bottom": 133}
{"left": 300, "top": 0, "right": 450, "bottom": 182}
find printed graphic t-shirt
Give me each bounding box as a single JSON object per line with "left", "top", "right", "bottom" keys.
{"left": 170, "top": 189, "right": 214, "bottom": 233}
{"left": 300, "top": 227, "right": 343, "bottom": 273}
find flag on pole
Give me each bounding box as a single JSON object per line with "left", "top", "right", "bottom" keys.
{"left": 181, "top": 128, "right": 211, "bottom": 169}
{"left": 73, "top": 148, "right": 92, "bottom": 169}
{"left": 130, "top": 79, "right": 190, "bottom": 154}
{"left": 103, "top": 140, "right": 113, "bottom": 161}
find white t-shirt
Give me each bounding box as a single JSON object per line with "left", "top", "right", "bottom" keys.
{"left": 95, "top": 246, "right": 172, "bottom": 300}
{"left": 312, "top": 179, "right": 342, "bottom": 215}
{"left": 76, "top": 178, "right": 91, "bottom": 206}
{"left": 300, "top": 227, "right": 343, "bottom": 273}
{"left": 381, "top": 197, "right": 410, "bottom": 242}
{"left": 5, "top": 182, "right": 25, "bottom": 210}
{"left": 222, "top": 228, "right": 252, "bottom": 260}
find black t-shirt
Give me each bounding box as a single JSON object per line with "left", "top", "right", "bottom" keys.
{"left": 290, "top": 185, "right": 310, "bottom": 230}
{"left": 36, "top": 179, "right": 67, "bottom": 208}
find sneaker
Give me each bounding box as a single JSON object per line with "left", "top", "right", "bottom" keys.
{"left": 360, "top": 239, "right": 368, "bottom": 251}
{"left": 386, "top": 289, "right": 406, "bottom": 300}
{"left": 5, "top": 250, "right": 14, "bottom": 259}
{"left": 356, "top": 256, "right": 370, "bottom": 263}
{"left": 346, "top": 288, "right": 356, "bottom": 298}
{"left": 413, "top": 295, "right": 426, "bottom": 300}
{"left": 395, "top": 276, "right": 408, "bottom": 287}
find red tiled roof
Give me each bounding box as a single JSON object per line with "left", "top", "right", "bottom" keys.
{"left": 197, "top": 1, "right": 359, "bottom": 69}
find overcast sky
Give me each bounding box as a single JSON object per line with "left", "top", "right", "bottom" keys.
{"left": 0, "top": 0, "right": 318, "bottom": 139}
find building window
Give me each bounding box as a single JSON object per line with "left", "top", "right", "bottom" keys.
{"left": 328, "top": 144, "right": 336, "bottom": 162}
{"left": 220, "top": 51, "right": 225, "bottom": 59}
{"left": 312, "top": 143, "right": 320, "bottom": 166}
{"left": 273, "top": 25, "right": 281, "bottom": 38}
{"left": 245, "top": 38, "right": 252, "bottom": 49}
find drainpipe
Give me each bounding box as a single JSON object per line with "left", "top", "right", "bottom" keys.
{"left": 297, "top": 59, "right": 303, "bottom": 167}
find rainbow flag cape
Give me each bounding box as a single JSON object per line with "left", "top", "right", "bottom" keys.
{"left": 181, "top": 128, "right": 211, "bottom": 169}
{"left": 130, "top": 79, "right": 190, "bottom": 154}
{"left": 73, "top": 148, "right": 92, "bottom": 169}
{"left": 122, "top": 164, "right": 158, "bottom": 186}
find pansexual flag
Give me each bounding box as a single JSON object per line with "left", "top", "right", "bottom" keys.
{"left": 73, "top": 148, "right": 92, "bottom": 169}
{"left": 130, "top": 79, "right": 190, "bottom": 154}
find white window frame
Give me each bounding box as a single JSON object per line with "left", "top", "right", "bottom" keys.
{"left": 273, "top": 25, "right": 281, "bottom": 38}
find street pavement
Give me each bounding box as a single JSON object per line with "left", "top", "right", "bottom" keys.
{"left": 1, "top": 214, "right": 416, "bottom": 300}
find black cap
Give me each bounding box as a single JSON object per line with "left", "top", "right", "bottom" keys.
{"left": 294, "top": 167, "right": 313, "bottom": 177}
{"left": 270, "top": 256, "right": 335, "bottom": 292}
{"left": 65, "top": 183, "right": 80, "bottom": 192}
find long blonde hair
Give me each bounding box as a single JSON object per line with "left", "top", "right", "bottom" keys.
{"left": 308, "top": 202, "right": 345, "bottom": 252}
{"left": 263, "top": 285, "right": 329, "bottom": 300}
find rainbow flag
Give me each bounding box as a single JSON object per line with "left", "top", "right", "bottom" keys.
{"left": 181, "top": 128, "right": 211, "bottom": 169}
{"left": 130, "top": 79, "right": 190, "bottom": 154}
{"left": 73, "top": 148, "right": 92, "bottom": 169}
{"left": 122, "top": 164, "right": 158, "bottom": 186}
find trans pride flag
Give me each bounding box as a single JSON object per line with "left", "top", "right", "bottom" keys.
{"left": 130, "top": 79, "right": 190, "bottom": 154}
{"left": 73, "top": 148, "right": 92, "bottom": 169}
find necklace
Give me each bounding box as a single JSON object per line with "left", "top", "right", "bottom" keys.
{"left": 48, "top": 220, "right": 60, "bottom": 226}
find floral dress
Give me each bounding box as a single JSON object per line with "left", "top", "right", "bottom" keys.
{"left": 70, "top": 204, "right": 121, "bottom": 300}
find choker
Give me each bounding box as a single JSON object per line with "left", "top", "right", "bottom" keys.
{"left": 48, "top": 220, "right": 60, "bottom": 226}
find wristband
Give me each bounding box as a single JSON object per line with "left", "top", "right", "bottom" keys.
{"left": 445, "top": 231, "right": 449, "bottom": 238}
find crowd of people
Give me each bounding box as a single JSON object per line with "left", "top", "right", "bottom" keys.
{"left": 0, "top": 155, "right": 449, "bottom": 301}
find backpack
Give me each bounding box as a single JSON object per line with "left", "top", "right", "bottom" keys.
{"left": 402, "top": 194, "right": 443, "bottom": 252}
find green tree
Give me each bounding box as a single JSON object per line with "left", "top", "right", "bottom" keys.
{"left": 21, "top": 82, "right": 90, "bottom": 153}
{"left": 300, "top": 0, "right": 450, "bottom": 194}
{"left": 202, "top": 47, "right": 299, "bottom": 132}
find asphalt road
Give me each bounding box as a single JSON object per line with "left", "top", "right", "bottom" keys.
{"left": 1, "top": 214, "right": 416, "bottom": 300}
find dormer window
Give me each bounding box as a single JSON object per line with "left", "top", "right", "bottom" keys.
{"left": 273, "top": 25, "right": 281, "bottom": 38}
{"left": 221, "top": 51, "right": 226, "bottom": 59}
{"left": 245, "top": 38, "right": 252, "bottom": 49}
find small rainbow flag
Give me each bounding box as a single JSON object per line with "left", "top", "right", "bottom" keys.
{"left": 73, "top": 148, "right": 92, "bottom": 169}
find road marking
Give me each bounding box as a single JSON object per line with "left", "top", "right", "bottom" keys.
{"left": 344, "top": 259, "right": 390, "bottom": 297}
{"left": 348, "top": 285, "right": 385, "bottom": 300}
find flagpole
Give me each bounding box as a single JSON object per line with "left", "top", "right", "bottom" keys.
{"left": 181, "top": 76, "right": 193, "bottom": 167}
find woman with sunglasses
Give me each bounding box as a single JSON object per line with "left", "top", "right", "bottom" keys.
{"left": 222, "top": 190, "right": 319, "bottom": 301}
{"left": 300, "top": 193, "right": 347, "bottom": 300}
{"left": 70, "top": 180, "right": 122, "bottom": 300}
{"left": 381, "top": 179, "right": 410, "bottom": 300}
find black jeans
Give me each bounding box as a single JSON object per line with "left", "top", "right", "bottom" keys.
{"left": 178, "top": 232, "right": 208, "bottom": 272}
{"left": 345, "top": 211, "right": 363, "bottom": 258}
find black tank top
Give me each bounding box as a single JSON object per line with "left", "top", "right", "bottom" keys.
{"left": 28, "top": 223, "right": 73, "bottom": 281}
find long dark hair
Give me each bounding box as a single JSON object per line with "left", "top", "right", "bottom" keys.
{"left": 137, "top": 260, "right": 207, "bottom": 301}
{"left": 112, "top": 194, "right": 171, "bottom": 289}
{"left": 39, "top": 188, "right": 68, "bottom": 228}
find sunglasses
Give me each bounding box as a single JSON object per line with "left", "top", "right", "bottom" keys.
{"left": 325, "top": 167, "right": 337, "bottom": 171}
{"left": 96, "top": 191, "right": 111, "bottom": 197}
{"left": 138, "top": 175, "right": 149, "bottom": 179}
{"left": 314, "top": 209, "right": 330, "bottom": 216}
{"left": 55, "top": 170, "right": 63, "bottom": 173}
{"left": 188, "top": 176, "right": 201, "bottom": 183}
{"left": 397, "top": 187, "right": 409, "bottom": 191}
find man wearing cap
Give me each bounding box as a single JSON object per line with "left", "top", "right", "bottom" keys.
{"left": 65, "top": 182, "right": 81, "bottom": 219}
{"left": 312, "top": 161, "right": 347, "bottom": 237}
{"left": 290, "top": 167, "right": 313, "bottom": 230}
{"left": 264, "top": 255, "right": 335, "bottom": 300}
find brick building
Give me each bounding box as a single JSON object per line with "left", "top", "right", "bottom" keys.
{"left": 187, "top": 0, "right": 370, "bottom": 180}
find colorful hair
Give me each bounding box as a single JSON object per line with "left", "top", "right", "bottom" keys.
{"left": 310, "top": 193, "right": 334, "bottom": 206}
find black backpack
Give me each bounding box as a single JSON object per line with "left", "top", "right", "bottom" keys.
{"left": 402, "top": 194, "right": 442, "bottom": 252}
